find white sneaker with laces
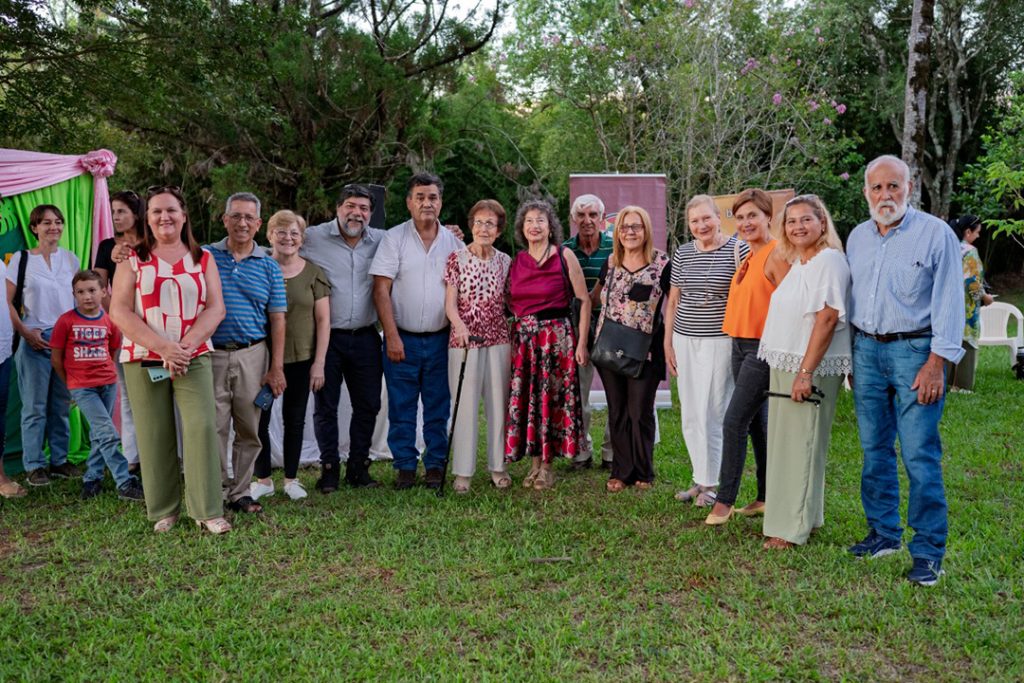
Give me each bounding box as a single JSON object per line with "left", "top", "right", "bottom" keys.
{"left": 283, "top": 480, "right": 308, "bottom": 500}
{"left": 250, "top": 480, "right": 275, "bottom": 500}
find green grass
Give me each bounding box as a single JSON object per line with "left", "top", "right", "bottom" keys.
{"left": 1, "top": 345, "right": 1023, "bottom": 681}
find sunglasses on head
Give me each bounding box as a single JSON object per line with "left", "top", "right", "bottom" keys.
{"left": 146, "top": 185, "right": 182, "bottom": 198}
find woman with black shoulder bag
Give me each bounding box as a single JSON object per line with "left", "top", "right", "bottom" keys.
{"left": 590, "top": 206, "right": 671, "bottom": 492}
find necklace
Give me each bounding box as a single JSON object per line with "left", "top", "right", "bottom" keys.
{"left": 530, "top": 244, "right": 551, "bottom": 266}
{"left": 683, "top": 238, "right": 727, "bottom": 307}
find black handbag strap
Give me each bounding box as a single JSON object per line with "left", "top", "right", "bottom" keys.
{"left": 12, "top": 249, "right": 28, "bottom": 317}
{"left": 557, "top": 245, "right": 573, "bottom": 300}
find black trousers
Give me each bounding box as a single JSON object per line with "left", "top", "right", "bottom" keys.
{"left": 313, "top": 328, "right": 382, "bottom": 468}
{"left": 256, "top": 359, "right": 313, "bottom": 479}
{"left": 597, "top": 365, "right": 660, "bottom": 485}
{"left": 716, "top": 337, "right": 769, "bottom": 506}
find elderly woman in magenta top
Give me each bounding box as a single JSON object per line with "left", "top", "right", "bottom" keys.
{"left": 706, "top": 189, "right": 791, "bottom": 525}
{"left": 504, "top": 199, "right": 591, "bottom": 491}
{"left": 757, "top": 195, "right": 851, "bottom": 550}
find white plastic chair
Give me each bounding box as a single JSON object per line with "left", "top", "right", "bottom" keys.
{"left": 978, "top": 302, "right": 1024, "bottom": 366}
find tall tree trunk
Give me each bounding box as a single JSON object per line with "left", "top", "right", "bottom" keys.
{"left": 901, "top": 0, "right": 935, "bottom": 209}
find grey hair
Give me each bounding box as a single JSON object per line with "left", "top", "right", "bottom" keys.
{"left": 685, "top": 194, "right": 719, "bottom": 217}
{"left": 225, "top": 192, "right": 262, "bottom": 217}
{"left": 864, "top": 155, "right": 910, "bottom": 188}
{"left": 571, "top": 193, "right": 605, "bottom": 217}
{"left": 513, "top": 199, "right": 564, "bottom": 248}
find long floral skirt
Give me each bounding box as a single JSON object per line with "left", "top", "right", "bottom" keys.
{"left": 504, "top": 315, "right": 585, "bottom": 464}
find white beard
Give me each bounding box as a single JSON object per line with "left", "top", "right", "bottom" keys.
{"left": 339, "top": 221, "right": 365, "bottom": 238}
{"left": 870, "top": 199, "right": 908, "bottom": 226}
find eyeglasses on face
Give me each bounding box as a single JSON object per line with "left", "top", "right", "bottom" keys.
{"left": 227, "top": 212, "right": 260, "bottom": 223}
{"left": 619, "top": 223, "right": 645, "bottom": 234}
{"left": 472, "top": 219, "right": 498, "bottom": 229}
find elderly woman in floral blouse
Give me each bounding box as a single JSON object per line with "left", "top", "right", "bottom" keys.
{"left": 590, "top": 206, "right": 671, "bottom": 492}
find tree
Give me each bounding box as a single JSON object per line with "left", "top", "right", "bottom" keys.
{"left": 901, "top": 0, "right": 934, "bottom": 206}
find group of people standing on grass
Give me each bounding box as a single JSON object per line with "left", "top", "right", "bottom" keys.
{"left": 0, "top": 155, "right": 966, "bottom": 586}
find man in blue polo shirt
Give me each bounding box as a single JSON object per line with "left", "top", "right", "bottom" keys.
{"left": 207, "top": 192, "right": 288, "bottom": 513}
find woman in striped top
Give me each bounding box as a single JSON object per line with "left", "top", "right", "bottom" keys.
{"left": 663, "top": 195, "right": 749, "bottom": 507}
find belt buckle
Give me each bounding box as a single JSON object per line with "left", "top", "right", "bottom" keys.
{"left": 224, "top": 342, "right": 241, "bottom": 351}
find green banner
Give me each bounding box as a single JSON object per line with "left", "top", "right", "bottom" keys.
{"left": 0, "top": 173, "right": 95, "bottom": 266}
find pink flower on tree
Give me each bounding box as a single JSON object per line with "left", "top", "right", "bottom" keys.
{"left": 772, "top": 92, "right": 783, "bottom": 106}
{"left": 823, "top": 117, "right": 832, "bottom": 125}
{"left": 840, "top": 172, "right": 850, "bottom": 181}
{"left": 836, "top": 103, "right": 847, "bottom": 115}
{"left": 809, "top": 99, "right": 820, "bottom": 112}
{"left": 684, "top": 0, "right": 695, "bottom": 7}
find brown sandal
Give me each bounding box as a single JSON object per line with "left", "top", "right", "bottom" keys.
{"left": 762, "top": 537, "right": 794, "bottom": 550}
{"left": 533, "top": 468, "right": 555, "bottom": 490}
{"left": 606, "top": 478, "right": 626, "bottom": 493}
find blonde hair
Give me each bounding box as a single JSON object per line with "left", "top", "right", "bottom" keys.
{"left": 778, "top": 195, "right": 843, "bottom": 261}
{"left": 267, "top": 210, "right": 305, "bottom": 236}
{"left": 611, "top": 206, "right": 654, "bottom": 267}
{"left": 686, "top": 194, "right": 719, "bottom": 218}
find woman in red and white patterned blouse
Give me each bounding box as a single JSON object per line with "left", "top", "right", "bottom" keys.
{"left": 110, "top": 187, "right": 229, "bottom": 535}
{"left": 443, "top": 199, "right": 513, "bottom": 493}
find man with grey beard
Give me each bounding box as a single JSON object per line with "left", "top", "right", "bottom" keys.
{"left": 845, "top": 155, "right": 964, "bottom": 586}
{"left": 301, "top": 184, "right": 385, "bottom": 492}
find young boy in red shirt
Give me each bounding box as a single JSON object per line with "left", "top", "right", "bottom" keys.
{"left": 51, "top": 270, "right": 143, "bottom": 500}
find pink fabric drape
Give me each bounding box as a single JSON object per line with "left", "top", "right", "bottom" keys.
{"left": 0, "top": 148, "right": 118, "bottom": 262}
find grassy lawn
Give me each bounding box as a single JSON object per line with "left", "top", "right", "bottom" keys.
{"left": 1, "top": 342, "right": 1022, "bottom": 681}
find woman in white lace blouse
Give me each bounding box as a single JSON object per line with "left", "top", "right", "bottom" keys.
{"left": 757, "top": 195, "right": 851, "bottom": 550}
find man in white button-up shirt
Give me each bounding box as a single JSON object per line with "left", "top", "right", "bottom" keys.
{"left": 370, "top": 172, "right": 462, "bottom": 490}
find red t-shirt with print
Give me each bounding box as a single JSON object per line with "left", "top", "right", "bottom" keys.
{"left": 50, "top": 308, "right": 121, "bottom": 390}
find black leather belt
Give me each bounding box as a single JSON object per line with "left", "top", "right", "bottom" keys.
{"left": 213, "top": 337, "right": 265, "bottom": 351}
{"left": 853, "top": 327, "right": 930, "bottom": 343}
{"left": 334, "top": 326, "right": 376, "bottom": 335}
{"left": 534, "top": 307, "right": 570, "bottom": 322}
{"left": 397, "top": 327, "right": 449, "bottom": 337}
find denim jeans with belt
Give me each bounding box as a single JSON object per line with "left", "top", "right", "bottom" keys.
{"left": 852, "top": 333, "right": 948, "bottom": 562}
{"left": 15, "top": 328, "right": 71, "bottom": 472}
{"left": 383, "top": 330, "right": 450, "bottom": 472}
{"left": 69, "top": 383, "right": 133, "bottom": 488}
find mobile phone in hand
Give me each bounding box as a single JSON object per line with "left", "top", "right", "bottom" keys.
{"left": 254, "top": 384, "right": 274, "bottom": 411}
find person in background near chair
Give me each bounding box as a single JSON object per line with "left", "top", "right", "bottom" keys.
{"left": 946, "top": 214, "right": 994, "bottom": 393}
{"left": 251, "top": 211, "right": 331, "bottom": 502}
{"left": 564, "top": 194, "right": 615, "bottom": 470}
{"left": 6, "top": 205, "right": 79, "bottom": 487}
{"left": 51, "top": 270, "right": 144, "bottom": 502}
{"left": 757, "top": 195, "right": 851, "bottom": 548}
{"left": 504, "top": 199, "right": 591, "bottom": 491}
{"left": 94, "top": 189, "right": 144, "bottom": 477}
{"left": 443, "top": 199, "right": 513, "bottom": 493}
{"left": 664, "top": 195, "right": 749, "bottom": 508}
{"left": 706, "top": 189, "right": 791, "bottom": 525}
{"left": 207, "top": 192, "right": 288, "bottom": 515}
{"left": 302, "top": 184, "right": 386, "bottom": 492}
{"left": 0, "top": 258, "right": 26, "bottom": 499}
{"left": 590, "top": 206, "right": 670, "bottom": 492}
{"left": 846, "top": 155, "right": 964, "bottom": 586}
{"left": 110, "top": 186, "right": 229, "bottom": 534}
{"left": 371, "top": 172, "right": 463, "bottom": 490}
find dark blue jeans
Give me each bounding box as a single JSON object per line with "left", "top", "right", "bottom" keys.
{"left": 853, "top": 333, "right": 948, "bottom": 562}
{"left": 313, "top": 328, "right": 383, "bottom": 467}
{"left": 383, "top": 330, "right": 450, "bottom": 472}
{"left": 716, "top": 338, "right": 769, "bottom": 506}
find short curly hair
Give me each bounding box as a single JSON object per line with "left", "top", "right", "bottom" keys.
{"left": 513, "top": 199, "right": 563, "bottom": 248}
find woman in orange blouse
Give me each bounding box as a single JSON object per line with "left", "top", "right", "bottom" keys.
{"left": 705, "top": 189, "right": 790, "bottom": 525}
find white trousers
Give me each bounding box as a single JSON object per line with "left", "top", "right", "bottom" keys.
{"left": 447, "top": 344, "right": 511, "bottom": 477}
{"left": 672, "top": 333, "right": 734, "bottom": 487}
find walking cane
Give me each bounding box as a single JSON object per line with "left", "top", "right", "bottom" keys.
{"left": 438, "top": 335, "right": 485, "bottom": 498}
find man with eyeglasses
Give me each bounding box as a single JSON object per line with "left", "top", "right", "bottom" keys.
{"left": 300, "top": 184, "right": 386, "bottom": 492}
{"left": 563, "top": 194, "right": 615, "bottom": 470}
{"left": 206, "top": 192, "right": 288, "bottom": 514}
{"left": 370, "top": 172, "right": 463, "bottom": 490}
{"left": 846, "top": 155, "right": 964, "bottom": 586}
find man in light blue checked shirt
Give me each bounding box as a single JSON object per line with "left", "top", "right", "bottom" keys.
{"left": 846, "top": 155, "right": 964, "bottom": 587}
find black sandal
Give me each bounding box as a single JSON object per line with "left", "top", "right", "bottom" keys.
{"left": 227, "top": 495, "right": 263, "bottom": 513}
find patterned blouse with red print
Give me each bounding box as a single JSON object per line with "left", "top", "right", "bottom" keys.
{"left": 443, "top": 247, "right": 512, "bottom": 349}
{"left": 120, "top": 250, "right": 214, "bottom": 362}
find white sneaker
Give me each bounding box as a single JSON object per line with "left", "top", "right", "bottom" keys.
{"left": 283, "top": 480, "right": 308, "bottom": 500}
{"left": 250, "top": 480, "right": 275, "bottom": 500}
